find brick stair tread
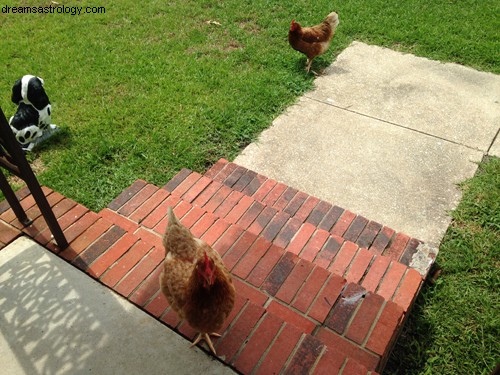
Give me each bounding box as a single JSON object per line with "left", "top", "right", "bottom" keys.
{"left": 0, "top": 186, "right": 379, "bottom": 374}
{"left": 162, "top": 166, "right": 429, "bottom": 282}
{"left": 207, "top": 159, "right": 429, "bottom": 270}
{"left": 102, "top": 180, "right": 422, "bottom": 372}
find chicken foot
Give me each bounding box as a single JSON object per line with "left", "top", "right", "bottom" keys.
{"left": 190, "top": 332, "right": 221, "bottom": 355}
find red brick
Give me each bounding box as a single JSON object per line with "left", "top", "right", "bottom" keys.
{"left": 316, "top": 328, "right": 379, "bottom": 371}
{"left": 256, "top": 323, "right": 302, "bottom": 375}
{"left": 145, "top": 291, "right": 169, "bottom": 318}
{"left": 345, "top": 248, "right": 374, "bottom": 284}
{"left": 236, "top": 200, "right": 265, "bottom": 229}
{"left": 202, "top": 184, "right": 231, "bottom": 213}
{"left": 252, "top": 178, "right": 277, "bottom": 202}
{"left": 232, "top": 169, "right": 257, "bottom": 192}
{"left": 234, "top": 314, "right": 284, "bottom": 374}
{"left": 135, "top": 227, "right": 163, "bottom": 249}
{"left": 309, "top": 274, "right": 346, "bottom": 323}
{"left": 376, "top": 261, "right": 407, "bottom": 300}
{"left": 361, "top": 255, "right": 391, "bottom": 293}
{"left": 99, "top": 208, "right": 139, "bottom": 233}
{"left": 224, "top": 165, "right": 247, "bottom": 187}
{"left": 56, "top": 204, "right": 89, "bottom": 230}
{"left": 170, "top": 172, "right": 201, "bottom": 197}
{"left": 212, "top": 161, "right": 238, "bottom": 183}
{"left": 345, "top": 293, "right": 385, "bottom": 345}
{"left": 262, "top": 252, "right": 298, "bottom": 296}
{"left": 192, "top": 181, "right": 221, "bottom": 208}
{"left": 399, "top": 237, "right": 424, "bottom": 267}
{"left": 214, "top": 190, "right": 244, "bottom": 218}
{"left": 267, "top": 300, "right": 316, "bottom": 334}
{"left": 61, "top": 217, "right": 111, "bottom": 261}
{"left": 216, "top": 303, "right": 265, "bottom": 361}
{"left": 392, "top": 268, "right": 423, "bottom": 311}
{"left": 247, "top": 206, "right": 277, "bottom": 236}
{"left": 261, "top": 211, "right": 290, "bottom": 241}
{"left": 286, "top": 222, "right": 316, "bottom": 255}
{"left": 357, "top": 220, "right": 383, "bottom": 249}
{"left": 129, "top": 188, "right": 170, "bottom": 223}
{"left": 0, "top": 220, "right": 20, "bottom": 245}
{"left": 383, "top": 232, "right": 410, "bottom": 261}
{"left": 246, "top": 244, "right": 285, "bottom": 288}
{"left": 115, "top": 246, "right": 164, "bottom": 297}
{"left": 273, "top": 187, "right": 298, "bottom": 211}
{"left": 232, "top": 237, "right": 272, "bottom": 279}
{"left": 201, "top": 219, "right": 230, "bottom": 246}
{"left": 179, "top": 206, "right": 204, "bottom": 229}
{"left": 182, "top": 175, "right": 211, "bottom": 203}
{"left": 73, "top": 225, "right": 126, "bottom": 271}
{"left": 204, "top": 158, "right": 228, "bottom": 179}
{"left": 329, "top": 241, "right": 358, "bottom": 276}
{"left": 224, "top": 195, "right": 253, "bottom": 224}
{"left": 312, "top": 348, "right": 346, "bottom": 375}
{"left": 223, "top": 230, "right": 257, "bottom": 270}
{"left": 283, "top": 191, "right": 308, "bottom": 217}
{"left": 343, "top": 215, "right": 369, "bottom": 243}
{"left": 213, "top": 224, "right": 243, "bottom": 257}
{"left": 153, "top": 200, "right": 191, "bottom": 234}
{"left": 218, "top": 294, "right": 248, "bottom": 333}
{"left": 274, "top": 217, "right": 302, "bottom": 248}
{"left": 365, "top": 301, "right": 404, "bottom": 356}
{"left": 276, "top": 259, "right": 314, "bottom": 304}
{"left": 190, "top": 212, "right": 217, "bottom": 238}
{"left": 118, "top": 184, "right": 157, "bottom": 217}
{"left": 241, "top": 174, "right": 267, "bottom": 196}
{"left": 306, "top": 200, "right": 332, "bottom": 226}
{"left": 331, "top": 210, "right": 357, "bottom": 237}
{"left": 233, "top": 278, "right": 268, "bottom": 306}
{"left": 315, "top": 235, "right": 343, "bottom": 269}
{"left": 87, "top": 233, "right": 139, "bottom": 278}
{"left": 342, "top": 358, "right": 369, "bottom": 375}
{"left": 292, "top": 266, "right": 330, "bottom": 314}
{"left": 294, "top": 195, "right": 320, "bottom": 223}
{"left": 161, "top": 307, "right": 181, "bottom": 328}
{"left": 108, "top": 180, "right": 147, "bottom": 210}
{"left": 162, "top": 168, "right": 191, "bottom": 192}
{"left": 284, "top": 334, "right": 324, "bottom": 374}
{"left": 318, "top": 205, "right": 344, "bottom": 232}
{"left": 326, "top": 283, "right": 366, "bottom": 334}
{"left": 300, "top": 229, "right": 330, "bottom": 262}
{"left": 100, "top": 240, "right": 152, "bottom": 287}
{"left": 129, "top": 264, "right": 164, "bottom": 306}
{"left": 141, "top": 195, "right": 180, "bottom": 229}
{"left": 369, "top": 226, "right": 395, "bottom": 254}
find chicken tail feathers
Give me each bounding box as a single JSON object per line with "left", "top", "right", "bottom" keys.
{"left": 163, "top": 206, "right": 198, "bottom": 259}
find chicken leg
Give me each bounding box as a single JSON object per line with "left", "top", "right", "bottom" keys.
{"left": 190, "top": 332, "right": 221, "bottom": 355}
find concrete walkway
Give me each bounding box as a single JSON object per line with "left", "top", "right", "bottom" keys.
{"left": 236, "top": 42, "right": 500, "bottom": 247}
{"left": 0, "top": 237, "right": 236, "bottom": 375}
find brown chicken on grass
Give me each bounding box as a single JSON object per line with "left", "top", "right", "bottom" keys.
{"left": 159, "top": 207, "right": 235, "bottom": 355}
{"left": 288, "top": 11, "right": 340, "bottom": 73}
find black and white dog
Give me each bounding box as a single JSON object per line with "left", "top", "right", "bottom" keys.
{"left": 9, "top": 75, "right": 54, "bottom": 150}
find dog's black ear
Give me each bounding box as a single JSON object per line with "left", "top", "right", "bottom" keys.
{"left": 11, "top": 78, "right": 23, "bottom": 104}
{"left": 27, "top": 77, "right": 50, "bottom": 110}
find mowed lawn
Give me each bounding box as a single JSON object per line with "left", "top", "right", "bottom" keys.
{"left": 1, "top": 1, "right": 499, "bottom": 374}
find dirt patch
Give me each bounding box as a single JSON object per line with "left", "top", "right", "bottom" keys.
{"left": 8, "top": 157, "right": 47, "bottom": 186}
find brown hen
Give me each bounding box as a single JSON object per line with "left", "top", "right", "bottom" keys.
{"left": 289, "top": 11, "right": 340, "bottom": 73}
{"left": 159, "top": 207, "right": 235, "bottom": 355}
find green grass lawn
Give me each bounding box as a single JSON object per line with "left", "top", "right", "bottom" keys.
{"left": 386, "top": 156, "right": 499, "bottom": 374}
{"left": 1, "top": 1, "right": 499, "bottom": 373}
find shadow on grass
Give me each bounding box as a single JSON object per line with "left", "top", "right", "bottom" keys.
{"left": 384, "top": 281, "right": 436, "bottom": 375}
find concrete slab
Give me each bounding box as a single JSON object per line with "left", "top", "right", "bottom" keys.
{"left": 236, "top": 96, "right": 483, "bottom": 246}
{"left": 308, "top": 42, "right": 500, "bottom": 152}
{"left": 0, "top": 237, "right": 235, "bottom": 375}
{"left": 489, "top": 132, "right": 500, "bottom": 157}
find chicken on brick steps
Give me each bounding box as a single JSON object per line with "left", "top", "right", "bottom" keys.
{"left": 160, "top": 206, "right": 236, "bottom": 355}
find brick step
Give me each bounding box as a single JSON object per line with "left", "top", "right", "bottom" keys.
{"left": 206, "top": 159, "right": 432, "bottom": 275}
{"left": 101, "top": 180, "right": 421, "bottom": 372}
{"left": 0, "top": 185, "right": 379, "bottom": 374}
{"left": 103, "top": 179, "right": 423, "bottom": 315}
